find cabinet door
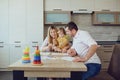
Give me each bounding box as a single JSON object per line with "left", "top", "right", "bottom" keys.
{"left": 70, "top": 0, "right": 94, "bottom": 11}
{"left": 10, "top": 44, "right": 24, "bottom": 64}
{"left": 45, "top": 0, "right": 70, "bottom": 11}
{"left": 97, "top": 45, "right": 114, "bottom": 71}
{"left": 0, "top": 0, "right": 9, "bottom": 44}
{"left": 0, "top": 45, "right": 9, "bottom": 68}
{"left": 26, "top": 0, "right": 43, "bottom": 45}
{"left": 94, "top": 0, "right": 116, "bottom": 11}
{"left": 116, "top": 12, "right": 120, "bottom": 24}
{"left": 116, "top": 0, "right": 120, "bottom": 11}
{"left": 92, "top": 11, "right": 116, "bottom": 25}
{"left": 9, "top": 0, "right": 26, "bottom": 44}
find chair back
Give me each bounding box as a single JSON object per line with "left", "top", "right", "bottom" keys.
{"left": 107, "top": 44, "right": 120, "bottom": 80}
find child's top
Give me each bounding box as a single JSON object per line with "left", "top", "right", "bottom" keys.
{"left": 57, "top": 35, "right": 69, "bottom": 49}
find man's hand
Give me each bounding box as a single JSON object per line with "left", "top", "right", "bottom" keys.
{"left": 73, "top": 56, "right": 87, "bottom": 62}
{"left": 67, "top": 48, "right": 77, "bottom": 57}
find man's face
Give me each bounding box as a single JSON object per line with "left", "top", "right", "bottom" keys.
{"left": 65, "top": 27, "right": 74, "bottom": 37}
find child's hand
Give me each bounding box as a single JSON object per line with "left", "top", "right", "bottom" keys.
{"left": 67, "top": 48, "right": 77, "bottom": 57}
{"left": 62, "top": 48, "right": 67, "bottom": 53}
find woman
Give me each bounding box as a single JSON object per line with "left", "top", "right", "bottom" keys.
{"left": 40, "top": 26, "right": 58, "bottom": 52}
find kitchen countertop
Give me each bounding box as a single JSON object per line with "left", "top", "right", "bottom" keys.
{"left": 97, "top": 41, "right": 120, "bottom": 45}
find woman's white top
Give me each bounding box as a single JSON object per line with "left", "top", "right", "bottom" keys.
{"left": 71, "top": 30, "right": 101, "bottom": 64}
{"left": 40, "top": 37, "right": 50, "bottom": 52}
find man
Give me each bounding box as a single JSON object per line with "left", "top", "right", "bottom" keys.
{"left": 65, "top": 21, "right": 101, "bottom": 80}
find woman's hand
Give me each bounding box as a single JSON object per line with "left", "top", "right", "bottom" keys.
{"left": 67, "top": 48, "right": 77, "bottom": 57}
{"left": 47, "top": 44, "right": 53, "bottom": 51}
{"left": 53, "top": 39, "right": 58, "bottom": 46}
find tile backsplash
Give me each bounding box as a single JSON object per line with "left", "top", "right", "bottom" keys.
{"left": 72, "top": 14, "right": 120, "bottom": 41}
{"left": 44, "top": 14, "right": 120, "bottom": 41}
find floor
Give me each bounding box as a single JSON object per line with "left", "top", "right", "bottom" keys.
{"left": 0, "top": 71, "right": 116, "bottom": 80}
{"left": 0, "top": 71, "right": 36, "bottom": 80}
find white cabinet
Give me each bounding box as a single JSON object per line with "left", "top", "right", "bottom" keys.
{"left": 116, "top": 0, "right": 120, "bottom": 11}
{"left": 94, "top": 0, "right": 116, "bottom": 11}
{"left": 9, "top": 0, "right": 44, "bottom": 65}
{"left": 0, "top": 0, "right": 44, "bottom": 68}
{"left": 0, "top": 0, "right": 9, "bottom": 69}
{"left": 70, "top": 0, "right": 94, "bottom": 11}
{"left": 9, "top": 44, "right": 25, "bottom": 64}
{"left": 26, "top": 0, "right": 43, "bottom": 45}
{"left": 0, "top": 44, "right": 9, "bottom": 68}
{"left": 45, "top": 0, "right": 70, "bottom": 11}
{"left": 9, "top": 0, "right": 26, "bottom": 44}
{"left": 0, "top": 0, "right": 9, "bottom": 44}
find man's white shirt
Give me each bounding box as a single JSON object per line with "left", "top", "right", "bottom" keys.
{"left": 71, "top": 30, "right": 101, "bottom": 64}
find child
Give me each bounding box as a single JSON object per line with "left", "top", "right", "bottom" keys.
{"left": 53, "top": 27, "right": 70, "bottom": 53}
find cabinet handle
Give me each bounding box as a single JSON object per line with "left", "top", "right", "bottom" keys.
{"left": 0, "top": 46, "right": 4, "bottom": 48}
{"left": 0, "top": 42, "right": 4, "bottom": 43}
{"left": 15, "top": 46, "right": 21, "bottom": 47}
{"left": 32, "top": 41, "right": 38, "bottom": 43}
{"left": 53, "top": 22, "right": 62, "bottom": 24}
{"left": 103, "top": 61, "right": 109, "bottom": 62}
{"left": 104, "top": 51, "right": 112, "bottom": 52}
{"left": 103, "top": 45, "right": 113, "bottom": 47}
{"left": 101, "top": 22, "right": 111, "bottom": 24}
{"left": 14, "top": 41, "right": 21, "bottom": 43}
{"left": 32, "top": 46, "right": 37, "bottom": 48}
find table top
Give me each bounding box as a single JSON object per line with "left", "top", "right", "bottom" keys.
{"left": 8, "top": 52, "right": 87, "bottom": 72}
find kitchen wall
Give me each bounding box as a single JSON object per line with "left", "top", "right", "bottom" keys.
{"left": 44, "top": 14, "right": 120, "bottom": 41}
{"left": 72, "top": 14, "right": 120, "bottom": 41}
{"left": 44, "top": 0, "right": 120, "bottom": 41}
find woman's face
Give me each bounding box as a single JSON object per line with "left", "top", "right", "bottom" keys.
{"left": 50, "top": 29, "right": 57, "bottom": 38}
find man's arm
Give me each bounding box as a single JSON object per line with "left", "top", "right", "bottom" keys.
{"left": 73, "top": 44, "right": 98, "bottom": 62}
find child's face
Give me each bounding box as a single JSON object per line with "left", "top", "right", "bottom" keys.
{"left": 58, "top": 30, "right": 64, "bottom": 37}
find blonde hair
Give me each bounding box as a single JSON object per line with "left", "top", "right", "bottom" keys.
{"left": 47, "top": 26, "right": 58, "bottom": 44}
{"left": 58, "top": 27, "right": 66, "bottom": 35}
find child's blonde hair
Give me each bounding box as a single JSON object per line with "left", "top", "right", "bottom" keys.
{"left": 58, "top": 27, "right": 66, "bottom": 35}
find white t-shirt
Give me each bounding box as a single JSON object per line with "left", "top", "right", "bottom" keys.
{"left": 71, "top": 30, "right": 101, "bottom": 64}
{"left": 40, "top": 37, "right": 50, "bottom": 52}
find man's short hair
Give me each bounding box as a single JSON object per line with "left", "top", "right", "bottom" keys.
{"left": 65, "top": 21, "right": 78, "bottom": 31}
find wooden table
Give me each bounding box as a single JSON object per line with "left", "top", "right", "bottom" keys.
{"left": 8, "top": 52, "right": 87, "bottom": 80}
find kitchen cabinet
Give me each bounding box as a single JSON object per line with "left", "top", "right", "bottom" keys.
{"left": 9, "top": 0, "right": 43, "bottom": 44}
{"left": 116, "top": 0, "right": 120, "bottom": 11}
{"left": 9, "top": 0, "right": 43, "bottom": 64}
{"left": 0, "top": 0, "right": 44, "bottom": 69}
{"left": 9, "top": 44, "right": 25, "bottom": 64}
{"left": 9, "top": 0, "right": 26, "bottom": 44}
{"left": 45, "top": 0, "right": 70, "bottom": 11}
{"left": 0, "top": 0, "right": 9, "bottom": 44}
{"left": 116, "top": 12, "right": 120, "bottom": 24}
{"left": 97, "top": 45, "right": 114, "bottom": 71}
{"left": 0, "top": 44, "right": 9, "bottom": 68}
{"left": 26, "top": 0, "right": 43, "bottom": 45}
{"left": 44, "top": 11, "right": 71, "bottom": 25}
{"left": 94, "top": 0, "right": 116, "bottom": 11}
{"left": 0, "top": 0, "right": 9, "bottom": 69}
{"left": 92, "top": 11, "right": 120, "bottom": 25}
{"left": 70, "top": 0, "right": 94, "bottom": 11}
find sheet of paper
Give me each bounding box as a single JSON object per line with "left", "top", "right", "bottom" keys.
{"left": 61, "top": 56, "right": 75, "bottom": 61}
